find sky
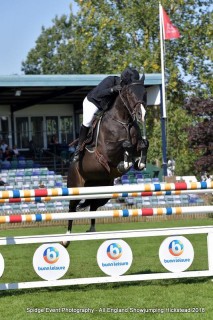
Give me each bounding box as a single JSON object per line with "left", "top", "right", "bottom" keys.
{"left": 0, "top": 0, "right": 78, "bottom": 75}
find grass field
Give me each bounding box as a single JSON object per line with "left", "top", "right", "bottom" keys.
{"left": 0, "top": 217, "right": 212, "bottom": 320}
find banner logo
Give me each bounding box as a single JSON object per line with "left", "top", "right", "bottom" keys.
{"left": 43, "top": 247, "right": 59, "bottom": 264}
{"left": 159, "top": 236, "right": 194, "bottom": 273}
{"left": 33, "top": 243, "right": 70, "bottom": 280}
{"left": 97, "top": 240, "right": 132, "bottom": 276}
{"left": 169, "top": 240, "right": 184, "bottom": 256}
{"left": 107, "top": 243, "right": 122, "bottom": 260}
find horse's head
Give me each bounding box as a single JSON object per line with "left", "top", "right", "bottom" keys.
{"left": 120, "top": 75, "right": 147, "bottom": 123}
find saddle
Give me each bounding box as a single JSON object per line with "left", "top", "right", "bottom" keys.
{"left": 80, "top": 110, "right": 110, "bottom": 173}
{"left": 81, "top": 111, "right": 104, "bottom": 149}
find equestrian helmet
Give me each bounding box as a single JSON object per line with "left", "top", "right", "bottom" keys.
{"left": 120, "top": 67, "right": 140, "bottom": 85}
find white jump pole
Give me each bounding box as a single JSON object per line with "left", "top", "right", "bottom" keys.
{"left": 0, "top": 205, "right": 213, "bottom": 224}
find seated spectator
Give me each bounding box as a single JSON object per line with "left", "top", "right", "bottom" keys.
{"left": 50, "top": 135, "right": 60, "bottom": 155}
{"left": 0, "top": 149, "right": 3, "bottom": 163}
{"left": 0, "top": 140, "right": 8, "bottom": 153}
{"left": 3, "top": 147, "right": 13, "bottom": 161}
{"left": 51, "top": 135, "right": 59, "bottom": 145}
{"left": 29, "top": 140, "right": 36, "bottom": 159}
{"left": 12, "top": 145, "right": 20, "bottom": 158}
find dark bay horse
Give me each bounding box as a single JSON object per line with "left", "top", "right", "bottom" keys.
{"left": 63, "top": 77, "right": 149, "bottom": 246}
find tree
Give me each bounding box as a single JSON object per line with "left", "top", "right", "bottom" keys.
{"left": 22, "top": 11, "right": 82, "bottom": 74}
{"left": 22, "top": 0, "right": 212, "bottom": 93}
{"left": 184, "top": 97, "right": 213, "bottom": 174}
{"left": 146, "top": 101, "right": 198, "bottom": 176}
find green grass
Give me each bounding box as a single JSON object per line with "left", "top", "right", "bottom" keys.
{"left": 0, "top": 218, "right": 212, "bottom": 320}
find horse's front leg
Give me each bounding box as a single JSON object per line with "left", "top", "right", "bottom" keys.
{"left": 117, "top": 140, "right": 133, "bottom": 173}
{"left": 134, "top": 138, "right": 149, "bottom": 170}
{"left": 123, "top": 141, "right": 133, "bottom": 170}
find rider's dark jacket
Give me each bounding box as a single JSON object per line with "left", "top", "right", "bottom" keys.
{"left": 87, "top": 76, "right": 120, "bottom": 110}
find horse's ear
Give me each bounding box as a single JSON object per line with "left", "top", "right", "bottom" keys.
{"left": 140, "top": 73, "right": 145, "bottom": 84}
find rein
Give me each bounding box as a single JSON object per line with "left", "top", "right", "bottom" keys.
{"left": 119, "top": 91, "right": 135, "bottom": 121}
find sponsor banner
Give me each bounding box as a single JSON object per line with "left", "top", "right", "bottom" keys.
{"left": 33, "top": 243, "right": 70, "bottom": 280}
{"left": 159, "top": 236, "right": 194, "bottom": 272}
{"left": 0, "top": 253, "right": 4, "bottom": 277}
{"left": 97, "top": 239, "right": 132, "bottom": 276}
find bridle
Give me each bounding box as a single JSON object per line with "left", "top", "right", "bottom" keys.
{"left": 119, "top": 82, "right": 146, "bottom": 122}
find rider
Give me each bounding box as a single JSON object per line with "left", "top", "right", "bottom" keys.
{"left": 72, "top": 67, "right": 140, "bottom": 162}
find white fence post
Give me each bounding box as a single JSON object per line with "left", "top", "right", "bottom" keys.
{"left": 207, "top": 232, "right": 213, "bottom": 275}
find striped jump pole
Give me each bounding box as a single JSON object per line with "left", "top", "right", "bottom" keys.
{"left": 0, "top": 181, "right": 212, "bottom": 200}
{"left": 0, "top": 205, "right": 213, "bottom": 224}
{"left": 0, "top": 188, "right": 212, "bottom": 204}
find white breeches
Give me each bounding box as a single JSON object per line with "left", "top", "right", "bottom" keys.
{"left": 82, "top": 97, "right": 99, "bottom": 127}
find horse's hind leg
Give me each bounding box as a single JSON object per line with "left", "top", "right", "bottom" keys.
{"left": 62, "top": 161, "right": 84, "bottom": 247}
{"left": 87, "top": 219, "right": 96, "bottom": 233}
{"left": 86, "top": 198, "right": 111, "bottom": 232}
{"left": 67, "top": 220, "right": 73, "bottom": 234}
{"left": 62, "top": 199, "right": 80, "bottom": 248}
{"left": 86, "top": 200, "right": 96, "bottom": 232}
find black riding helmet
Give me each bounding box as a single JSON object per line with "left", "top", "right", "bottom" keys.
{"left": 120, "top": 67, "right": 140, "bottom": 86}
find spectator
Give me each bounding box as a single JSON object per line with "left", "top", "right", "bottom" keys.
{"left": 51, "top": 135, "right": 59, "bottom": 145}
{"left": 201, "top": 172, "right": 206, "bottom": 181}
{"left": 3, "top": 147, "right": 13, "bottom": 161}
{"left": 0, "top": 140, "right": 8, "bottom": 153}
{"left": 167, "top": 158, "right": 175, "bottom": 176}
{"left": 0, "top": 149, "right": 3, "bottom": 163}
{"left": 206, "top": 174, "right": 212, "bottom": 183}
{"left": 50, "top": 135, "right": 60, "bottom": 155}
{"left": 12, "top": 145, "right": 20, "bottom": 158}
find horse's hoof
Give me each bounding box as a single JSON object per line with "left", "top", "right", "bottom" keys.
{"left": 76, "top": 205, "right": 90, "bottom": 212}
{"left": 134, "top": 160, "right": 145, "bottom": 171}
{"left": 61, "top": 241, "right": 70, "bottom": 248}
{"left": 61, "top": 231, "right": 71, "bottom": 248}
{"left": 86, "top": 227, "right": 96, "bottom": 232}
{"left": 138, "top": 162, "right": 146, "bottom": 170}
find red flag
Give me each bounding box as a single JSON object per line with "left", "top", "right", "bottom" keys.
{"left": 161, "top": 7, "right": 180, "bottom": 40}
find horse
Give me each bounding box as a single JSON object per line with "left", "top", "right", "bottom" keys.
{"left": 63, "top": 76, "right": 149, "bottom": 247}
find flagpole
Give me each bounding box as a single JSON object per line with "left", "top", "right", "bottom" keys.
{"left": 159, "top": 3, "right": 167, "bottom": 118}
{"left": 159, "top": 2, "right": 168, "bottom": 178}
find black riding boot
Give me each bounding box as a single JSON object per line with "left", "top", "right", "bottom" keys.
{"left": 72, "top": 125, "right": 89, "bottom": 162}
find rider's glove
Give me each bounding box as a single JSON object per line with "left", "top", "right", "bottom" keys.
{"left": 111, "top": 85, "right": 122, "bottom": 93}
